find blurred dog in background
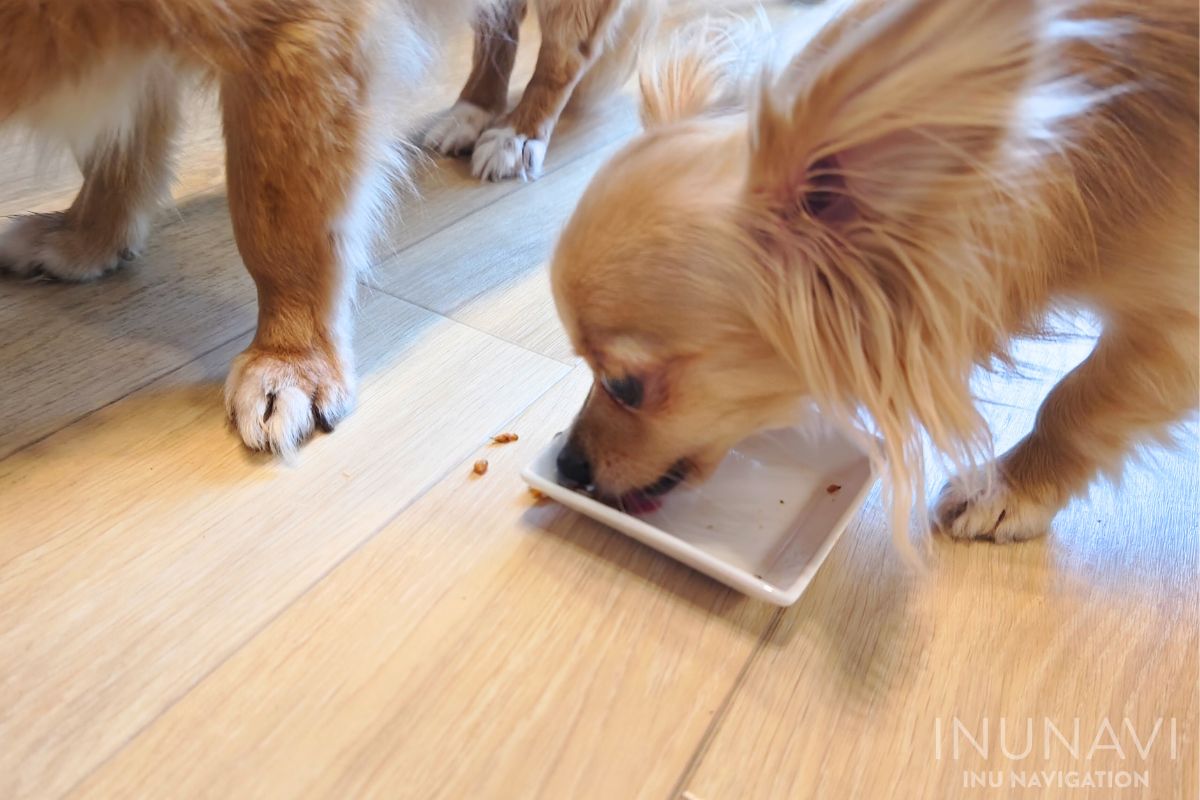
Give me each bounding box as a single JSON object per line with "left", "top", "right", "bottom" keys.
{"left": 424, "top": 0, "right": 662, "bottom": 181}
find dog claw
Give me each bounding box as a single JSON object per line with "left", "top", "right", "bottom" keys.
{"left": 313, "top": 405, "right": 336, "bottom": 434}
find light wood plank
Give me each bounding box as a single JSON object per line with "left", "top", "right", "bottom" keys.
{"left": 377, "top": 136, "right": 631, "bottom": 362}
{"left": 684, "top": 330, "right": 1199, "bottom": 800}
{"left": 0, "top": 192, "right": 256, "bottom": 459}
{"left": 74, "top": 366, "right": 780, "bottom": 800}
{"left": 0, "top": 292, "right": 569, "bottom": 799}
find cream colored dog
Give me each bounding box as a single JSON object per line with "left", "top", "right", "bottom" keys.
{"left": 550, "top": 0, "right": 1198, "bottom": 544}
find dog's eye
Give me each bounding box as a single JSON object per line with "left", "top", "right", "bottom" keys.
{"left": 804, "top": 155, "right": 850, "bottom": 221}
{"left": 600, "top": 374, "right": 644, "bottom": 410}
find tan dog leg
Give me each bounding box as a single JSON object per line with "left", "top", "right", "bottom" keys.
{"left": 937, "top": 318, "right": 1199, "bottom": 542}
{"left": 424, "top": 0, "right": 527, "bottom": 156}
{"left": 472, "top": 0, "right": 630, "bottom": 181}
{"left": 220, "top": 51, "right": 388, "bottom": 453}
{"left": 567, "top": 0, "right": 656, "bottom": 112}
{"left": 0, "top": 65, "right": 178, "bottom": 281}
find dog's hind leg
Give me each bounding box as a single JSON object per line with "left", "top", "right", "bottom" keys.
{"left": 936, "top": 314, "right": 1199, "bottom": 543}
{"left": 0, "top": 62, "right": 179, "bottom": 281}
{"left": 471, "top": 0, "right": 633, "bottom": 182}
{"left": 424, "top": 0, "right": 527, "bottom": 156}
{"left": 566, "top": 0, "right": 656, "bottom": 113}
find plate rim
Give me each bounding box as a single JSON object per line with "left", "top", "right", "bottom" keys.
{"left": 520, "top": 428, "right": 879, "bottom": 606}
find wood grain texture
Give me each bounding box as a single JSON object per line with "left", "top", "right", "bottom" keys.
{"left": 390, "top": 95, "right": 639, "bottom": 257}
{"left": 683, "top": 332, "right": 1199, "bottom": 800}
{"left": 0, "top": 292, "right": 568, "bottom": 798}
{"left": 1, "top": 3, "right": 1196, "bottom": 800}
{"left": 377, "top": 136, "right": 632, "bottom": 362}
{"left": 0, "top": 192, "right": 256, "bottom": 459}
{"left": 73, "top": 367, "right": 780, "bottom": 800}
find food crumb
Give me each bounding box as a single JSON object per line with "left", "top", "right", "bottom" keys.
{"left": 528, "top": 487, "right": 549, "bottom": 504}
{"left": 491, "top": 432, "right": 519, "bottom": 444}
{"left": 826, "top": 483, "right": 842, "bottom": 495}
{"left": 779, "top": 499, "right": 785, "bottom": 504}
{"left": 472, "top": 459, "right": 489, "bottom": 476}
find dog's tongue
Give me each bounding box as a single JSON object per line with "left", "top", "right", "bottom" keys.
{"left": 621, "top": 490, "right": 663, "bottom": 516}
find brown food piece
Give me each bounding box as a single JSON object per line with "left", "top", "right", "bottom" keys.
{"left": 491, "top": 432, "right": 519, "bottom": 444}
{"left": 528, "top": 487, "right": 549, "bottom": 504}
{"left": 825, "top": 483, "right": 842, "bottom": 495}
{"left": 473, "top": 459, "right": 489, "bottom": 476}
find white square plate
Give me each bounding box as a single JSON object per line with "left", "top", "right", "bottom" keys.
{"left": 521, "top": 426, "right": 878, "bottom": 606}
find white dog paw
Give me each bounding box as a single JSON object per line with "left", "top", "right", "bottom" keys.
{"left": 423, "top": 101, "right": 494, "bottom": 156}
{"left": 934, "top": 471, "right": 1057, "bottom": 543}
{"left": 0, "top": 212, "right": 139, "bottom": 282}
{"left": 471, "top": 127, "right": 547, "bottom": 182}
{"left": 224, "top": 348, "right": 355, "bottom": 455}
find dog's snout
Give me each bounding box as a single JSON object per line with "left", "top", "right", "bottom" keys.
{"left": 556, "top": 439, "right": 593, "bottom": 488}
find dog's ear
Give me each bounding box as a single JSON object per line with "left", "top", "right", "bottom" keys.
{"left": 739, "top": 0, "right": 1083, "bottom": 560}
{"left": 745, "top": 0, "right": 1051, "bottom": 228}
{"left": 638, "top": 15, "right": 759, "bottom": 128}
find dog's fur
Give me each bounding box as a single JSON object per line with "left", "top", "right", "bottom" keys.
{"left": 551, "top": 0, "right": 1199, "bottom": 546}
{"left": 423, "top": 0, "right": 661, "bottom": 181}
{"left": 0, "top": 0, "right": 490, "bottom": 453}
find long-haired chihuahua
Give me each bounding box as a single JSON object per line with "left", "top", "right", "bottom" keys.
{"left": 550, "top": 0, "right": 1198, "bottom": 547}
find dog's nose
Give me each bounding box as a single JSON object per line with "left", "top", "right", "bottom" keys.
{"left": 556, "top": 439, "right": 593, "bottom": 488}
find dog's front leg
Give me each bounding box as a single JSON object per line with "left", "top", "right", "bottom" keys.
{"left": 937, "top": 319, "right": 1199, "bottom": 542}
{"left": 471, "top": 0, "right": 630, "bottom": 182}
{"left": 424, "top": 0, "right": 528, "bottom": 157}
{"left": 219, "top": 52, "right": 384, "bottom": 454}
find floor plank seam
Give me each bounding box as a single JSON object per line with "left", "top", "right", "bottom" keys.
{"left": 365, "top": 105, "right": 637, "bottom": 270}
{"left": 0, "top": 283, "right": 568, "bottom": 469}
{"left": 665, "top": 607, "right": 787, "bottom": 800}
{"left": 366, "top": 287, "right": 578, "bottom": 366}
{"left": 364, "top": 138, "right": 610, "bottom": 271}
{"left": 55, "top": 367, "right": 578, "bottom": 797}
{"left": 0, "top": 322, "right": 256, "bottom": 467}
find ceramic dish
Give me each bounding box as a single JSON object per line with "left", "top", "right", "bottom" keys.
{"left": 521, "top": 426, "right": 877, "bottom": 605}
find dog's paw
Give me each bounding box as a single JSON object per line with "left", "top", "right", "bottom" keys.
{"left": 934, "top": 471, "right": 1057, "bottom": 543}
{"left": 224, "top": 347, "right": 355, "bottom": 455}
{"left": 0, "top": 212, "right": 138, "bottom": 282}
{"left": 471, "top": 127, "right": 547, "bottom": 182}
{"left": 423, "top": 101, "right": 494, "bottom": 156}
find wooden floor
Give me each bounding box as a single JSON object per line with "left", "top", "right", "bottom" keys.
{"left": 1, "top": 8, "right": 1196, "bottom": 800}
